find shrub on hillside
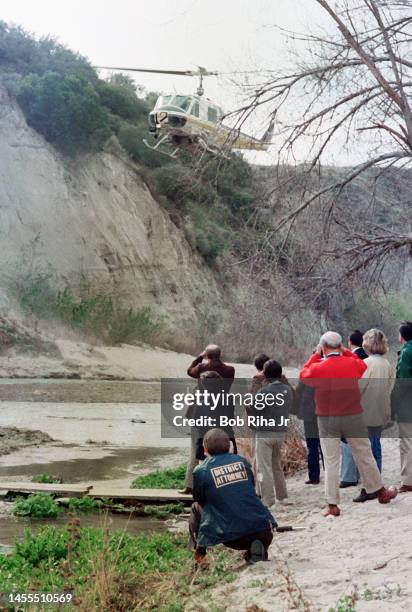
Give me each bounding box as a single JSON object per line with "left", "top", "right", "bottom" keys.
{"left": 0, "top": 21, "right": 95, "bottom": 80}
{"left": 153, "top": 164, "right": 214, "bottom": 207}
{"left": 118, "top": 124, "right": 165, "bottom": 168}
{"left": 17, "top": 72, "right": 111, "bottom": 155}
{"left": 17, "top": 273, "right": 163, "bottom": 345}
{"left": 185, "top": 204, "right": 230, "bottom": 263}
{"left": 96, "top": 81, "right": 148, "bottom": 121}
{"left": 204, "top": 154, "right": 256, "bottom": 212}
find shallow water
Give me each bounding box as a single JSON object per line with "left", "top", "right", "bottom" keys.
{"left": 0, "top": 380, "right": 189, "bottom": 543}
{"left": 0, "top": 445, "right": 178, "bottom": 484}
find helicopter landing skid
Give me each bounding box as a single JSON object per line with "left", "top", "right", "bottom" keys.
{"left": 143, "top": 136, "right": 179, "bottom": 159}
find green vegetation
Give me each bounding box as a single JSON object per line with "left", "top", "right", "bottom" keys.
{"left": 67, "top": 497, "right": 102, "bottom": 513}
{"left": 13, "top": 494, "right": 103, "bottom": 518}
{"left": 32, "top": 473, "right": 61, "bottom": 484}
{"left": 13, "top": 494, "right": 60, "bottom": 518}
{"left": 131, "top": 465, "right": 186, "bottom": 490}
{"left": 0, "top": 525, "right": 236, "bottom": 610}
{"left": 1, "top": 21, "right": 259, "bottom": 267}
{"left": 17, "top": 72, "right": 111, "bottom": 155}
{"left": 328, "top": 595, "right": 357, "bottom": 612}
{"left": 17, "top": 272, "right": 163, "bottom": 344}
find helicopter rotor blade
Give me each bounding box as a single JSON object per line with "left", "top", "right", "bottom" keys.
{"left": 95, "top": 66, "right": 218, "bottom": 77}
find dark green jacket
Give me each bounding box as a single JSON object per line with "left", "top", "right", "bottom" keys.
{"left": 391, "top": 340, "right": 412, "bottom": 422}
{"left": 193, "top": 453, "right": 276, "bottom": 547}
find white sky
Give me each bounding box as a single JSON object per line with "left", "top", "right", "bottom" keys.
{"left": 2, "top": 0, "right": 355, "bottom": 164}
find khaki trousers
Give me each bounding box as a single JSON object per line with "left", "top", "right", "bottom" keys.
{"left": 318, "top": 414, "right": 383, "bottom": 505}
{"left": 255, "top": 434, "right": 287, "bottom": 506}
{"left": 399, "top": 422, "right": 412, "bottom": 486}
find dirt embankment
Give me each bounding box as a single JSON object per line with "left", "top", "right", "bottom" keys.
{"left": 0, "top": 426, "right": 54, "bottom": 457}
{"left": 1, "top": 337, "right": 295, "bottom": 381}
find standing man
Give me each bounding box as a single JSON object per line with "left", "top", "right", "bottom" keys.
{"left": 300, "top": 331, "right": 397, "bottom": 517}
{"left": 296, "top": 381, "right": 323, "bottom": 485}
{"left": 391, "top": 321, "right": 412, "bottom": 493}
{"left": 179, "top": 345, "right": 235, "bottom": 495}
{"left": 253, "top": 360, "right": 292, "bottom": 509}
{"left": 189, "top": 428, "right": 276, "bottom": 564}
{"left": 187, "top": 344, "right": 235, "bottom": 390}
{"left": 348, "top": 330, "right": 368, "bottom": 360}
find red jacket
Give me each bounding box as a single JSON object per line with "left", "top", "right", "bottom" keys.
{"left": 299, "top": 349, "right": 367, "bottom": 417}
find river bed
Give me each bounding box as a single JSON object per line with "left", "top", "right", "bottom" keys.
{"left": 0, "top": 379, "right": 190, "bottom": 546}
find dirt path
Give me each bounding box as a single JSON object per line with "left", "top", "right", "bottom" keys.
{"left": 208, "top": 438, "right": 412, "bottom": 611}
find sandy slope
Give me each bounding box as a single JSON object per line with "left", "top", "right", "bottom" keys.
{"left": 0, "top": 338, "right": 299, "bottom": 380}
{"left": 207, "top": 438, "right": 412, "bottom": 612}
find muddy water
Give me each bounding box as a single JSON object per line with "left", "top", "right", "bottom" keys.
{"left": 0, "top": 380, "right": 190, "bottom": 545}
{"left": 0, "top": 380, "right": 189, "bottom": 484}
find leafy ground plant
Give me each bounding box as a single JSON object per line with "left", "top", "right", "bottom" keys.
{"left": 13, "top": 494, "right": 60, "bottom": 518}
{"left": 31, "top": 473, "right": 62, "bottom": 484}
{"left": 131, "top": 464, "right": 186, "bottom": 490}
{"left": 13, "top": 494, "right": 104, "bottom": 518}
{"left": 67, "top": 497, "right": 102, "bottom": 512}
{"left": 0, "top": 524, "right": 237, "bottom": 611}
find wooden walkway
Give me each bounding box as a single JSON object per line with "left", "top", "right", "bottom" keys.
{"left": 0, "top": 482, "right": 192, "bottom": 503}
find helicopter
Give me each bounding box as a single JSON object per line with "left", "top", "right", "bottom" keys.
{"left": 96, "top": 66, "right": 274, "bottom": 159}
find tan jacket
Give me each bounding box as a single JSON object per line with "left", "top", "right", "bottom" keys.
{"left": 360, "top": 354, "right": 394, "bottom": 427}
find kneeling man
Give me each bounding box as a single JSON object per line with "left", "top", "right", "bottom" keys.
{"left": 189, "top": 428, "right": 276, "bottom": 564}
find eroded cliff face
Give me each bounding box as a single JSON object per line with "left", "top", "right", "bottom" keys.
{"left": 0, "top": 87, "right": 225, "bottom": 330}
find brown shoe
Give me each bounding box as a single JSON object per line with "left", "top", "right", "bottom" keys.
{"left": 399, "top": 484, "right": 412, "bottom": 493}
{"left": 178, "top": 487, "right": 193, "bottom": 495}
{"left": 322, "top": 504, "right": 341, "bottom": 517}
{"left": 378, "top": 486, "right": 398, "bottom": 504}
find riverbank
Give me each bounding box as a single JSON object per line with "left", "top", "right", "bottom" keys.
{"left": 0, "top": 339, "right": 279, "bottom": 381}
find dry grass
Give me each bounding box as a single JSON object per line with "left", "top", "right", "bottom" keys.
{"left": 281, "top": 420, "right": 307, "bottom": 476}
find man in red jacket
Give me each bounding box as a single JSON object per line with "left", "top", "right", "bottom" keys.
{"left": 300, "top": 331, "right": 397, "bottom": 517}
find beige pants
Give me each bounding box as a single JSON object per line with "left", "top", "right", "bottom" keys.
{"left": 399, "top": 422, "right": 412, "bottom": 486}
{"left": 255, "top": 434, "right": 287, "bottom": 506}
{"left": 318, "top": 414, "right": 383, "bottom": 505}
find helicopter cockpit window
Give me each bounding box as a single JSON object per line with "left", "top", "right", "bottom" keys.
{"left": 155, "top": 95, "right": 192, "bottom": 113}
{"left": 155, "top": 95, "right": 173, "bottom": 108}
{"left": 207, "top": 106, "right": 218, "bottom": 123}
{"left": 191, "top": 101, "right": 200, "bottom": 117}
{"left": 173, "top": 96, "right": 192, "bottom": 111}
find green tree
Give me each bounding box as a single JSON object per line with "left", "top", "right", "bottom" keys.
{"left": 97, "top": 80, "right": 148, "bottom": 121}
{"left": 17, "top": 72, "right": 111, "bottom": 155}
{"left": 0, "top": 21, "right": 95, "bottom": 80}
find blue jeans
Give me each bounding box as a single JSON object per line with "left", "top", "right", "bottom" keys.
{"left": 340, "top": 426, "right": 383, "bottom": 482}
{"left": 304, "top": 418, "right": 323, "bottom": 481}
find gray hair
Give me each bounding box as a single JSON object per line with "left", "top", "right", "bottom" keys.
{"left": 319, "top": 331, "right": 342, "bottom": 349}
{"left": 205, "top": 344, "right": 221, "bottom": 359}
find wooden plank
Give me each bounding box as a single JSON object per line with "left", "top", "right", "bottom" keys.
{"left": 88, "top": 487, "right": 192, "bottom": 503}
{"left": 0, "top": 482, "right": 92, "bottom": 496}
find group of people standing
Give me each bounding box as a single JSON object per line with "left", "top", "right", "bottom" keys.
{"left": 182, "top": 321, "right": 412, "bottom": 562}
